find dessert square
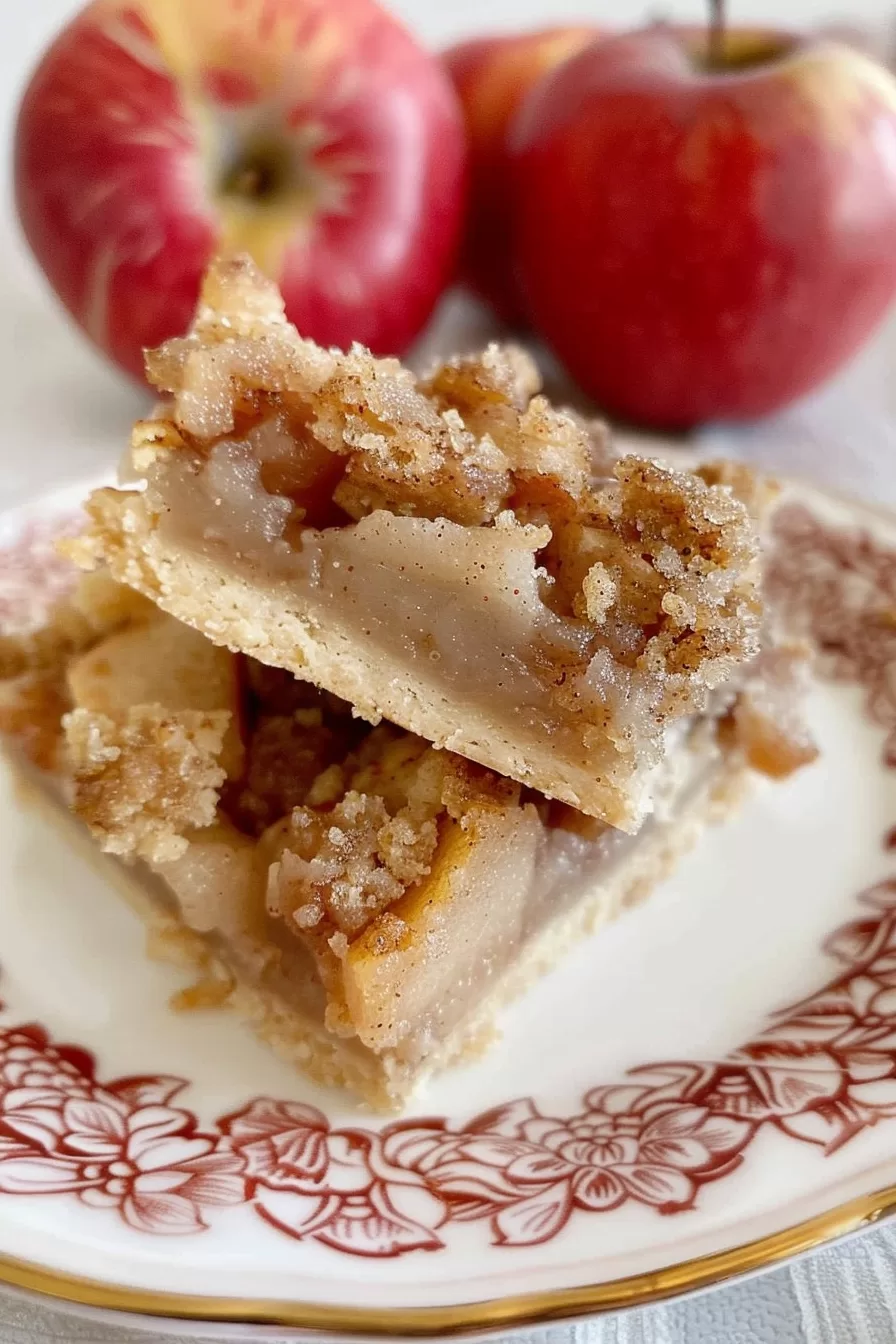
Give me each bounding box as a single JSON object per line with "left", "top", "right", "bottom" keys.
{"left": 0, "top": 574, "right": 812, "bottom": 1109}
{"left": 71, "top": 256, "right": 764, "bottom": 831}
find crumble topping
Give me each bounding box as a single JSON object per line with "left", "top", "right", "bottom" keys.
{"left": 767, "top": 503, "right": 896, "bottom": 766}
{"left": 0, "top": 572, "right": 157, "bottom": 773}
{"left": 695, "top": 459, "right": 781, "bottom": 517}
{"left": 263, "top": 726, "right": 517, "bottom": 961}
{"left": 133, "top": 255, "right": 760, "bottom": 718}
{"left": 63, "top": 705, "right": 229, "bottom": 862}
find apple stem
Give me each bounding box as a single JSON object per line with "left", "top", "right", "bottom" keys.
{"left": 709, "top": 0, "right": 726, "bottom": 67}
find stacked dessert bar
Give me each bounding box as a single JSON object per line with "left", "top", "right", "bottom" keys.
{"left": 0, "top": 257, "right": 815, "bottom": 1108}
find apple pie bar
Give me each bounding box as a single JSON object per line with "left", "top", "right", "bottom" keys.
{"left": 0, "top": 564, "right": 813, "bottom": 1109}
{"left": 70, "top": 256, "right": 765, "bottom": 832}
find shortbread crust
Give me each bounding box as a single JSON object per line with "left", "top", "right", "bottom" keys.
{"left": 0, "top": 588, "right": 811, "bottom": 1108}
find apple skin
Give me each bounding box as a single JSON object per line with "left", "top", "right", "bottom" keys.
{"left": 15, "top": 0, "right": 466, "bottom": 381}
{"left": 444, "top": 26, "right": 595, "bottom": 323}
{"left": 511, "top": 28, "right": 896, "bottom": 429}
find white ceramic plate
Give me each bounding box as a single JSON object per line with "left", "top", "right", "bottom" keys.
{"left": 2, "top": 475, "right": 896, "bottom": 1339}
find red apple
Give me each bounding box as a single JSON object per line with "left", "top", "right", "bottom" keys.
{"left": 444, "top": 25, "right": 596, "bottom": 322}
{"left": 511, "top": 27, "right": 896, "bottom": 428}
{"left": 15, "top": 0, "right": 466, "bottom": 382}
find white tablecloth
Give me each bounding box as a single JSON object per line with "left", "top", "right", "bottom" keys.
{"left": 5, "top": 1, "right": 896, "bottom": 1339}
{"left": 0, "top": 1224, "right": 895, "bottom": 1341}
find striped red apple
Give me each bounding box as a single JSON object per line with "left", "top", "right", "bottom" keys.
{"left": 15, "top": 0, "right": 466, "bottom": 380}
{"left": 511, "top": 25, "right": 896, "bottom": 427}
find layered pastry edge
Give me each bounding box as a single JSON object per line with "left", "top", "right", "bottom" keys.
{"left": 66, "top": 254, "right": 768, "bottom": 831}
{"left": 0, "top": 566, "right": 813, "bottom": 1109}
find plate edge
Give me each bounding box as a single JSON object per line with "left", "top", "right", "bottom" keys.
{"left": 0, "top": 1184, "right": 894, "bottom": 1336}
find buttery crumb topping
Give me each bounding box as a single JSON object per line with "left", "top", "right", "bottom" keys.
{"left": 0, "top": 566, "right": 814, "bottom": 1091}
{"left": 119, "top": 256, "right": 764, "bottom": 767}
{"left": 64, "top": 704, "right": 229, "bottom": 863}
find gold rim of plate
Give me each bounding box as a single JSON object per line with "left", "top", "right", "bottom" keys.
{"left": 1, "top": 1185, "right": 895, "bottom": 1335}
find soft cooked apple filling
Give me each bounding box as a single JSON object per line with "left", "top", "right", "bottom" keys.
{"left": 256, "top": 711, "right": 524, "bottom": 1001}
{"left": 52, "top": 646, "right": 657, "bottom": 1058}
{"left": 128, "top": 254, "right": 761, "bottom": 742}
{"left": 0, "top": 576, "right": 814, "bottom": 1103}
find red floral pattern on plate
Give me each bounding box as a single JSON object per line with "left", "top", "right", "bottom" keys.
{"left": 1, "top": 502, "right": 896, "bottom": 1254}
{"left": 0, "top": 889, "right": 894, "bottom": 1253}
{"left": 0, "top": 1032, "right": 246, "bottom": 1234}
